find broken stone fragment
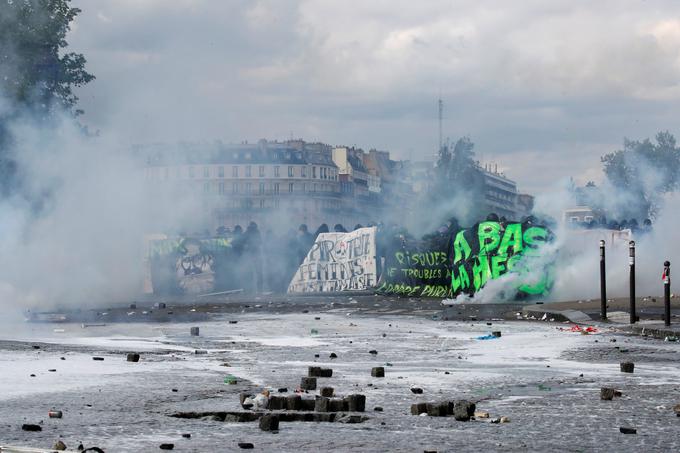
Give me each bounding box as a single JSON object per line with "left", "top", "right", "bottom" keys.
{"left": 600, "top": 388, "right": 615, "bottom": 400}
{"left": 127, "top": 353, "right": 140, "bottom": 362}
{"left": 259, "top": 414, "right": 279, "bottom": 431}
{"left": 300, "top": 377, "right": 317, "bottom": 390}
{"left": 619, "top": 427, "right": 636, "bottom": 434}
{"left": 48, "top": 410, "right": 63, "bottom": 418}
{"left": 371, "top": 367, "right": 385, "bottom": 377}
{"left": 53, "top": 441, "right": 67, "bottom": 451}
{"left": 426, "top": 402, "right": 448, "bottom": 417}
{"left": 238, "top": 443, "right": 254, "bottom": 449}
{"left": 474, "top": 411, "right": 489, "bottom": 418}
{"left": 620, "top": 362, "right": 634, "bottom": 373}
{"left": 410, "top": 402, "right": 427, "bottom": 415}
{"left": 159, "top": 443, "right": 174, "bottom": 450}
{"left": 453, "top": 400, "right": 476, "bottom": 421}
{"left": 344, "top": 394, "right": 366, "bottom": 412}
{"left": 410, "top": 387, "right": 423, "bottom": 394}
{"left": 320, "top": 387, "right": 334, "bottom": 398}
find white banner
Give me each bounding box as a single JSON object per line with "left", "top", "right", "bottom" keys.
{"left": 287, "top": 227, "right": 377, "bottom": 293}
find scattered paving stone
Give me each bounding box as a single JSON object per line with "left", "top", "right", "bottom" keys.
{"left": 190, "top": 327, "right": 200, "bottom": 336}
{"left": 32, "top": 345, "right": 40, "bottom": 349}
{"left": 474, "top": 411, "right": 490, "bottom": 418}
{"left": 619, "top": 427, "right": 637, "bottom": 434}
{"left": 48, "top": 369, "right": 56, "bottom": 372}
{"left": 48, "top": 410, "right": 63, "bottom": 418}
{"left": 492, "top": 331, "right": 502, "bottom": 338}
{"left": 315, "top": 317, "right": 321, "bottom": 320}
{"left": 286, "top": 395, "right": 302, "bottom": 410}
{"left": 259, "top": 414, "right": 279, "bottom": 431}
{"left": 314, "top": 354, "right": 320, "bottom": 358}
{"left": 300, "top": 377, "right": 317, "bottom": 390}
{"left": 426, "top": 402, "right": 448, "bottom": 417}
{"left": 344, "top": 394, "right": 366, "bottom": 412}
{"left": 369, "top": 350, "right": 378, "bottom": 355}
{"left": 21, "top": 424, "right": 42, "bottom": 432}
{"left": 601, "top": 388, "right": 615, "bottom": 400}
{"left": 229, "top": 320, "right": 238, "bottom": 324}
{"left": 320, "top": 387, "right": 334, "bottom": 398}
{"left": 329, "top": 352, "right": 338, "bottom": 359}
{"left": 371, "top": 367, "right": 385, "bottom": 377}
{"left": 453, "top": 400, "right": 476, "bottom": 421}
{"left": 411, "top": 387, "right": 424, "bottom": 394}
{"left": 268, "top": 395, "right": 287, "bottom": 410}
{"left": 374, "top": 406, "right": 383, "bottom": 412}
{"left": 92, "top": 357, "right": 104, "bottom": 361}
{"left": 302, "top": 310, "right": 309, "bottom": 313}
{"left": 53, "top": 441, "right": 67, "bottom": 451}
{"left": 159, "top": 444, "right": 174, "bottom": 450}
{"left": 337, "top": 415, "right": 369, "bottom": 423}
{"left": 308, "top": 366, "right": 332, "bottom": 377}
{"left": 181, "top": 433, "right": 191, "bottom": 439}
{"left": 127, "top": 353, "right": 140, "bottom": 363}
{"left": 620, "top": 362, "right": 635, "bottom": 373}
{"left": 500, "top": 416, "right": 510, "bottom": 423}
{"left": 238, "top": 443, "right": 254, "bottom": 449}
{"left": 194, "top": 350, "right": 208, "bottom": 355}
{"left": 411, "top": 403, "right": 428, "bottom": 415}
{"left": 171, "top": 389, "right": 178, "bottom": 392}
{"left": 277, "top": 387, "right": 288, "bottom": 393}
{"left": 30, "top": 374, "right": 35, "bottom": 377}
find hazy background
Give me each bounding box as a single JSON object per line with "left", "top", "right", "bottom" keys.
{"left": 69, "top": 0, "right": 680, "bottom": 193}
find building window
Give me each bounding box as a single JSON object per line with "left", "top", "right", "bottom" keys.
{"left": 260, "top": 199, "right": 265, "bottom": 209}
{"left": 245, "top": 182, "right": 252, "bottom": 194}
{"left": 219, "top": 182, "right": 225, "bottom": 195}
{"left": 189, "top": 166, "right": 195, "bottom": 178}
{"left": 274, "top": 183, "right": 280, "bottom": 194}
{"left": 203, "top": 182, "right": 210, "bottom": 193}
{"left": 259, "top": 165, "right": 265, "bottom": 177}
{"left": 245, "top": 165, "right": 252, "bottom": 177}
{"left": 259, "top": 182, "right": 265, "bottom": 194}
{"left": 289, "top": 182, "right": 294, "bottom": 193}
{"left": 321, "top": 167, "right": 325, "bottom": 179}
{"left": 232, "top": 166, "right": 238, "bottom": 178}
{"left": 218, "top": 166, "right": 224, "bottom": 178}
{"left": 301, "top": 167, "right": 307, "bottom": 178}
{"left": 203, "top": 166, "right": 210, "bottom": 178}
{"left": 232, "top": 183, "right": 238, "bottom": 194}
{"left": 312, "top": 166, "right": 316, "bottom": 178}
{"left": 274, "top": 166, "right": 280, "bottom": 177}
{"left": 313, "top": 183, "right": 317, "bottom": 192}
{"left": 288, "top": 166, "right": 294, "bottom": 177}
{"left": 274, "top": 198, "right": 280, "bottom": 208}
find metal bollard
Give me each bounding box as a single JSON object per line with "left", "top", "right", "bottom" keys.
{"left": 629, "top": 241, "right": 636, "bottom": 324}
{"left": 664, "top": 261, "right": 671, "bottom": 327}
{"left": 600, "top": 240, "right": 607, "bottom": 320}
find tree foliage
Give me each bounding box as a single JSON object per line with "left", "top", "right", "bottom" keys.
{"left": 601, "top": 131, "right": 680, "bottom": 219}
{"left": 431, "top": 136, "right": 486, "bottom": 222}
{"left": 0, "top": 0, "right": 94, "bottom": 116}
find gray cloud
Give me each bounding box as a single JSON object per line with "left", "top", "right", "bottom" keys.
{"left": 68, "top": 0, "right": 680, "bottom": 192}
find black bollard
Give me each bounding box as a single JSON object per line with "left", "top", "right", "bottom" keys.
{"left": 600, "top": 240, "right": 607, "bottom": 320}
{"left": 629, "top": 241, "right": 636, "bottom": 324}
{"left": 664, "top": 261, "right": 671, "bottom": 327}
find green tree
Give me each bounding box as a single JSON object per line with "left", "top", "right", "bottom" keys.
{"left": 0, "top": 0, "right": 94, "bottom": 195}
{"left": 0, "top": 0, "right": 94, "bottom": 116}
{"left": 601, "top": 131, "right": 680, "bottom": 219}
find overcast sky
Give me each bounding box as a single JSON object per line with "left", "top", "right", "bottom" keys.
{"left": 68, "top": 0, "right": 680, "bottom": 193}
